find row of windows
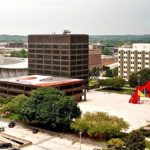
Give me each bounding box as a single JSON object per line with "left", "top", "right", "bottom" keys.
{"left": 28, "top": 44, "right": 88, "bottom": 49}
{"left": 29, "top": 50, "right": 88, "bottom": 55}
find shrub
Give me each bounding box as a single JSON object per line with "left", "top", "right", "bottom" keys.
{"left": 71, "top": 112, "right": 129, "bottom": 140}
{"left": 125, "top": 130, "right": 145, "bottom": 150}
{"left": 108, "top": 138, "right": 125, "bottom": 149}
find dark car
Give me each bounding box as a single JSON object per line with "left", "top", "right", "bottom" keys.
{"left": 8, "top": 121, "right": 16, "bottom": 128}
{"left": 0, "top": 143, "right": 12, "bottom": 148}
{"left": 32, "top": 128, "right": 38, "bottom": 134}
{"left": 0, "top": 127, "right": 5, "bottom": 132}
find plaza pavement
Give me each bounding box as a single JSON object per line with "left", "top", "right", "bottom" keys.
{"left": 1, "top": 122, "right": 100, "bottom": 150}
{"left": 79, "top": 90, "right": 150, "bottom": 132}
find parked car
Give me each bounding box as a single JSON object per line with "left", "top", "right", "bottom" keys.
{"left": 0, "top": 143, "right": 12, "bottom": 148}
{"left": 0, "top": 127, "right": 5, "bottom": 132}
{"left": 32, "top": 128, "right": 38, "bottom": 134}
{"left": 8, "top": 121, "right": 15, "bottom": 128}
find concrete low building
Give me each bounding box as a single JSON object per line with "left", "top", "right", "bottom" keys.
{"left": 0, "top": 56, "right": 28, "bottom": 79}
{"left": 0, "top": 75, "right": 85, "bottom": 101}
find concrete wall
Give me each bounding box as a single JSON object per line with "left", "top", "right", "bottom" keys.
{"left": 0, "top": 68, "right": 28, "bottom": 79}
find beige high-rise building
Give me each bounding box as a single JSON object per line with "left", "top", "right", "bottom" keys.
{"left": 118, "top": 43, "right": 150, "bottom": 80}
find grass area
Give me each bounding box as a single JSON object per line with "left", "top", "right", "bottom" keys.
{"left": 96, "top": 88, "right": 133, "bottom": 95}
{"left": 88, "top": 78, "right": 99, "bottom": 86}
{"left": 146, "top": 140, "right": 150, "bottom": 149}
{"left": 3, "top": 113, "right": 20, "bottom": 121}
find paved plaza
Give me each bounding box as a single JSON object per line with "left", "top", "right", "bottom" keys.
{"left": 1, "top": 90, "right": 150, "bottom": 149}
{"left": 79, "top": 90, "right": 150, "bottom": 131}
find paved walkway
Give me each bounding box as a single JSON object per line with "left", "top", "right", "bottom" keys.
{"left": 0, "top": 122, "right": 101, "bottom": 150}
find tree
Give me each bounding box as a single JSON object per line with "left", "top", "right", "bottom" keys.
{"left": 89, "top": 67, "right": 100, "bottom": 77}
{"left": 99, "top": 78, "right": 126, "bottom": 89}
{"left": 102, "top": 47, "right": 113, "bottom": 55}
{"left": 71, "top": 112, "right": 129, "bottom": 140}
{"left": 129, "top": 73, "right": 138, "bottom": 87}
{"left": 20, "top": 88, "right": 81, "bottom": 130}
{"left": 138, "top": 68, "right": 150, "bottom": 85}
{"left": 125, "top": 130, "right": 145, "bottom": 150}
{"left": 129, "top": 68, "right": 150, "bottom": 87}
{"left": 10, "top": 49, "right": 28, "bottom": 58}
{"left": 112, "top": 67, "right": 118, "bottom": 77}
{"left": 0, "top": 94, "right": 29, "bottom": 114}
{"left": 106, "top": 69, "right": 113, "bottom": 77}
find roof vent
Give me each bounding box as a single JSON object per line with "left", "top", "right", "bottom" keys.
{"left": 63, "top": 30, "right": 71, "bottom": 34}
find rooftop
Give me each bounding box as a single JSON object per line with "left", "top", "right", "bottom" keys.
{"left": 0, "top": 75, "right": 83, "bottom": 87}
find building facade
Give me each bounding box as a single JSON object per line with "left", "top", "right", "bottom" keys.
{"left": 0, "top": 75, "right": 85, "bottom": 101}
{"left": 89, "top": 43, "right": 102, "bottom": 70}
{"left": 28, "top": 34, "right": 89, "bottom": 82}
{"left": 118, "top": 43, "right": 150, "bottom": 80}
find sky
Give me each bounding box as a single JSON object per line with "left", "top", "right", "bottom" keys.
{"left": 0, "top": 0, "right": 150, "bottom": 35}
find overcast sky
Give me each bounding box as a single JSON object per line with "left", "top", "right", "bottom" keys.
{"left": 0, "top": 0, "right": 150, "bottom": 35}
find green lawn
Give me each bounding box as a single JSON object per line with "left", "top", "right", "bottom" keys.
{"left": 3, "top": 113, "right": 19, "bottom": 121}
{"left": 96, "top": 88, "right": 133, "bottom": 95}
{"left": 88, "top": 78, "right": 99, "bottom": 86}
{"left": 146, "top": 140, "right": 150, "bottom": 149}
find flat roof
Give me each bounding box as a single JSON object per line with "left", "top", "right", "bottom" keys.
{"left": 0, "top": 75, "right": 83, "bottom": 87}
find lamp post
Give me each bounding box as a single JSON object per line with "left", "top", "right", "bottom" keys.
{"left": 79, "top": 131, "right": 82, "bottom": 150}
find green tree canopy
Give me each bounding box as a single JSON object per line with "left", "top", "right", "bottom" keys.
{"left": 129, "top": 73, "right": 138, "bottom": 87}
{"left": 138, "top": 68, "right": 150, "bottom": 85}
{"left": 106, "top": 69, "right": 113, "bottom": 77}
{"left": 10, "top": 49, "right": 28, "bottom": 58}
{"left": 129, "top": 68, "right": 150, "bottom": 87}
{"left": 89, "top": 67, "right": 100, "bottom": 77}
{"left": 20, "top": 88, "right": 81, "bottom": 130}
{"left": 125, "top": 130, "right": 145, "bottom": 150}
{"left": 101, "top": 47, "right": 113, "bottom": 55}
{"left": 99, "top": 78, "right": 126, "bottom": 89}
{"left": 0, "top": 94, "right": 29, "bottom": 114}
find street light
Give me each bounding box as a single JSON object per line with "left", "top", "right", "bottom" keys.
{"left": 79, "top": 131, "right": 82, "bottom": 150}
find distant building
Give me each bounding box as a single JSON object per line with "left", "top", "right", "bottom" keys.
{"left": 89, "top": 47, "right": 102, "bottom": 70}
{"left": 101, "top": 55, "right": 117, "bottom": 68}
{"left": 0, "top": 32, "right": 88, "bottom": 101}
{"left": 28, "top": 34, "right": 89, "bottom": 83}
{"left": 5, "top": 42, "right": 27, "bottom": 48}
{"left": 118, "top": 43, "right": 150, "bottom": 80}
{"left": 0, "top": 56, "right": 28, "bottom": 79}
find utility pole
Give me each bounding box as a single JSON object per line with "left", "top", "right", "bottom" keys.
{"left": 79, "top": 132, "right": 82, "bottom": 150}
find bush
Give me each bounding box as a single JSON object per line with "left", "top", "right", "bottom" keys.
{"left": 108, "top": 138, "right": 125, "bottom": 149}
{"left": 125, "top": 130, "right": 145, "bottom": 150}
{"left": 71, "top": 112, "right": 129, "bottom": 140}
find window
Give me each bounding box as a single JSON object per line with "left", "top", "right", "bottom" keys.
{"left": 61, "top": 45, "right": 69, "bottom": 49}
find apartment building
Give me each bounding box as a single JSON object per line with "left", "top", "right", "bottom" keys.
{"left": 118, "top": 43, "right": 150, "bottom": 80}
{"left": 28, "top": 34, "right": 89, "bottom": 83}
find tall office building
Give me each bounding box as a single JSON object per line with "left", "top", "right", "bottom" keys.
{"left": 118, "top": 43, "right": 150, "bottom": 80}
{"left": 28, "top": 33, "right": 89, "bottom": 82}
